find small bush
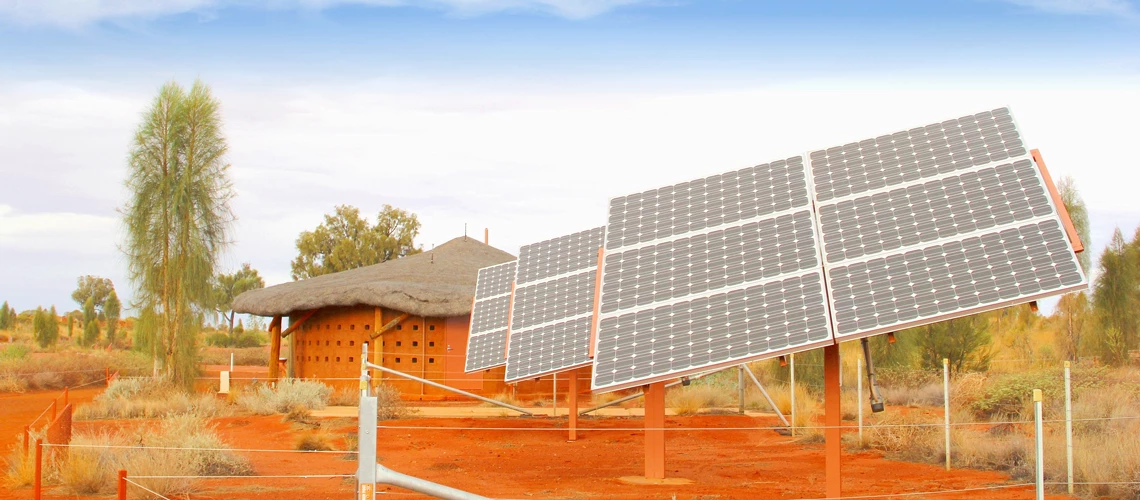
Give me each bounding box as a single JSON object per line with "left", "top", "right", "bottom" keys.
{"left": 375, "top": 383, "right": 411, "bottom": 421}
{"left": 971, "top": 370, "right": 1063, "bottom": 419}
{"left": 205, "top": 332, "right": 231, "bottom": 347}
{"left": 198, "top": 346, "right": 268, "bottom": 366}
{"left": 295, "top": 431, "right": 334, "bottom": 451}
{"left": 237, "top": 379, "right": 331, "bottom": 415}
{"left": 0, "top": 374, "right": 28, "bottom": 393}
{"left": 0, "top": 343, "right": 30, "bottom": 360}
{"left": 4, "top": 443, "right": 36, "bottom": 487}
{"left": 666, "top": 384, "right": 736, "bottom": 415}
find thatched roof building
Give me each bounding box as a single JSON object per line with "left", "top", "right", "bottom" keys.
{"left": 233, "top": 236, "right": 515, "bottom": 318}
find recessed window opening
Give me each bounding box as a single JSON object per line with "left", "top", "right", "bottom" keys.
{"left": 336, "top": 357, "right": 341, "bottom": 362}
{"left": 429, "top": 325, "right": 435, "bottom": 331}
{"left": 365, "top": 325, "right": 371, "bottom": 331}
{"left": 412, "top": 357, "right": 418, "bottom": 363}
{"left": 429, "top": 342, "right": 435, "bottom": 347}
{"left": 350, "top": 325, "right": 356, "bottom": 330}
{"left": 349, "top": 357, "right": 354, "bottom": 362}
{"left": 412, "top": 341, "right": 418, "bottom": 347}
{"left": 349, "top": 341, "right": 355, "bottom": 346}
{"left": 396, "top": 357, "right": 401, "bottom": 363}
{"left": 337, "top": 324, "right": 342, "bottom": 330}
{"left": 412, "top": 325, "right": 419, "bottom": 331}
{"left": 428, "top": 358, "right": 435, "bottom": 363}
{"left": 396, "top": 341, "right": 402, "bottom": 346}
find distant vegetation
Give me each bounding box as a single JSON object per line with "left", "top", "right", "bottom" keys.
{"left": 290, "top": 204, "right": 422, "bottom": 280}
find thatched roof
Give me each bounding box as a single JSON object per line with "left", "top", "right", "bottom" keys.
{"left": 233, "top": 236, "right": 515, "bottom": 318}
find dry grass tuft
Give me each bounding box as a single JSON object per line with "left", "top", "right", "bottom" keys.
{"left": 237, "top": 379, "right": 331, "bottom": 415}
{"left": 375, "top": 383, "right": 412, "bottom": 421}
{"left": 666, "top": 384, "right": 736, "bottom": 415}
{"left": 482, "top": 391, "right": 523, "bottom": 408}
{"left": 76, "top": 377, "right": 227, "bottom": 420}
{"left": 4, "top": 445, "right": 36, "bottom": 488}
{"left": 294, "top": 431, "right": 335, "bottom": 452}
{"left": 59, "top": 448, "right": 107, "bottom": 494}
{"left": 51, "top": 415, "right": 253, "bottom": 498}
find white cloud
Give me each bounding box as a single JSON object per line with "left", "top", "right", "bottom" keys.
{"left": 998, "top": 0, "right": 1138, "bottom": 17}
{"left": 0, "top": 0, "right": 647, "bottom": 27}
{"left": 2, "top": 75, "right": 1139, "bottom": 312}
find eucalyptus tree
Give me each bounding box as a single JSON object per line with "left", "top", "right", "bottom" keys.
{"left": 213, "top": 263, "right": 264, "bottom": 343}
{"left": 1054, "top": 176, "right": 1094, "bottom": 360}
{"left": 1092, "top": 228, "right": 1139, "bottom": 365}
{"left": 123, "top": 80, "right": 234, "bottom": 387}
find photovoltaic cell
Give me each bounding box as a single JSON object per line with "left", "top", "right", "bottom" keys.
{"left": 592, "top": 157, "right": 834, "bottom": 392}
{"left": 504, "top": 227, "right": 605, "bottom": 382}
{"left": 464, "top": 260, "right": 516, "bottom": 372}
{"left": 810, "top": 108, "right": 1087, "bottom": 341}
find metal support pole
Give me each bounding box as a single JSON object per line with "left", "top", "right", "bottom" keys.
{"left": 376, "top": 464, "right": 491, "bottom": 499}
{"left": 1064, "top": 361, "right": 1073, "bottom": 495}
{"left": 34, "top": 439, "right": 42, "bottom": 500}
{"left": 857, "top": 357, "right": 863, "bottom": 445}
{"left": 738, "top": 366, "right": 745, "bottom": 414}
{"left": 365, "top": 361, "right": 532, "bottom": 415}
{"left": 117, "top": 470, "right": 127, "bottom": 500}
{"left": 790, "top": 353, "right": 797, "bottom": 436}
{"left": 742, "top": 365, "right": 790, "bottom": 427}
{"left": 823, "top": 344, "right": 842, "bottom": 499}
{"left": 552, "top": 372, "right": 558, "bottom": 417}
{"left": 358, "top": 395, "right": 378, "bottom": 500}
{"left": 1034, "top": 389, "right": 1044, "bottom": 500}
{"left": 567, "top": 369, "right": 579, "bottom": 442}
{"left": 644, "top": 381, "right": 666, "bottom": 479}
{"left": 943, "top": 358, "right": 951, "bottom": 471}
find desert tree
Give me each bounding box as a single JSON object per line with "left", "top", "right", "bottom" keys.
{"left": 72, "top": 276, "right": 115, "bottom": 317}
{"left": 1057, "top": 176, "right": 1092, "bottom": 273}
{"left": 213, "top": 263, "right": 264, "bottom": 343}
{"left": 1055, "top": 291, "right": 1092, "bottom": 361}
{"left": 291, "top": 204, "right": 421, "bottom": 280}
{"left": 81, "top": 297, "right": 99, "bottom": 347}
{"left": 1092, "top": 228, "right": 1139, "bottom": 365}
{"left": 0, "top": 301, "right": 11, "bottom": 330}
{"left": 104, "top": 290, "right": 121, "bottom": 346}
{"left": 913, "top": 314, "right": 995, "bottom": 374}
{"left": 123, "top": 80, "right": 234, "bottom": 388}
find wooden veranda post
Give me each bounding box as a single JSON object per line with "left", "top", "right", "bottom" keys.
{"left": 824, "top": 344, "right": 842, "bottom": 499}
{"left": 268, "top": 316, "right": 282, "bottom": 381}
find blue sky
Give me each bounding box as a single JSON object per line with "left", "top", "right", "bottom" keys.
{"left": 1, "top": 0, "right": 1138, "bottom": 314}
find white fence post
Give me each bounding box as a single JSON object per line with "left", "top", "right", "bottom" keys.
{"left": 1034, "top": 388, "right": 1045, "bottom": 500}
{"left": 943, "top": 358, "right": 950, "bottom": 471}
{"left": 790, "top": 353, "right": 796, "bottom": 437}
{"left": 857, "top": 357, "right": 863, "bottom": 445}
{"left": 1065, "top": 361, "right": 1073, "bottom": 495}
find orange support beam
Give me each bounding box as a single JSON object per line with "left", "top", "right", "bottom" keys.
{"left": 567, "top": 368, "right": 579, "bottom": 442}
{"left": 1031, "top": 149, "right": 1084, "bottom": 254}
{"left": 589, "top": 247, "right": 604, "bottom": 359}
{"left": 644, "top": 381, "right": 666, "bottom": 479}
{"left": 268, "top": 316, "right": 282, "bottom": 381}
{"left": 824, "top": 344, "right": 842, "bottom": 499}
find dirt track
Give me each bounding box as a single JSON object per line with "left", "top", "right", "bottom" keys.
{"left": 1, "top": 386, "right": 1076, "bottom": 500}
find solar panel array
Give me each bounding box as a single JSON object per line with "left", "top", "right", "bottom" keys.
{"left": 591, "top": 157, "right": 834, "bottom": 392}
{"left": 464, "top": 260, "right": 517, "bottom": 372}
{"left": 809, "top": 108, "right": 1087, "bottom": 340}
{"left": 504, "top": 227, "right": 605, "bottom": 382}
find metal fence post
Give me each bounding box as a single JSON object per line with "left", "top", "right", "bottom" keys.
{"left": 790, "top": 353, "right": 796, "bottom": 436}
{"left": 118, "top": 470, "right": 127, "bottom": 500}
{"left": 1034, "top": 388, "right": 1044, "bottom": 500}
{"left": 943, "top": 358, "right": 950, "bottom": 471}
{"left": 358, "top": 343, "right": 377, "bottom": 500}
{"left": 34, "top": 439, "right": 42, "bottom": 500}
{"left": 857, "top": 357, "right": 863, "bottom": 445}
{"left": 738, "top": 366, "right": 745, "bottom": 414}
{"left": 1064, "top": 361, "right": 1073, "bottom": 495}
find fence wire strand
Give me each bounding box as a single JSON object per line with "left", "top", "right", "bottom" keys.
{"left": 124, "top": 478, "right": 174, "bottom": 500}
{"left": 40, "top": 443, "right": 358, "bottom": 454}
{"left": 792, "top": 482, "right": 1034, "bottom": 499}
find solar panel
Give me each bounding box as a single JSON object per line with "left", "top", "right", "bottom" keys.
{"left": 504, "top": 227, "right": 605, "bottom": 382}
{"left": 810, "top": 108, "right": 1087, "bottom": 341}
{"left": 464, "top": 260, "right": 517, "bottom": 372}
{"left": 591, "top": 157, "right": 835, "bottom": 392}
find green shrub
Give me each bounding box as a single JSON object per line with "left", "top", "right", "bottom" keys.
{"left": 0, "top": 343, "right": 30, "bottom": 360}
{"left": 971, "top": 370, "right": 1063, "bottom": 419}
{"left": 233, "top": 331, "right": 265, "bottom": 348}
{"left": 205, "top": 332, "right": 231, "bottom": 347}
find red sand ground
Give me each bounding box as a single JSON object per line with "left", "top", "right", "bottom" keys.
{"left": 2, "top": 388, "right": 1074, "bottom": 500}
